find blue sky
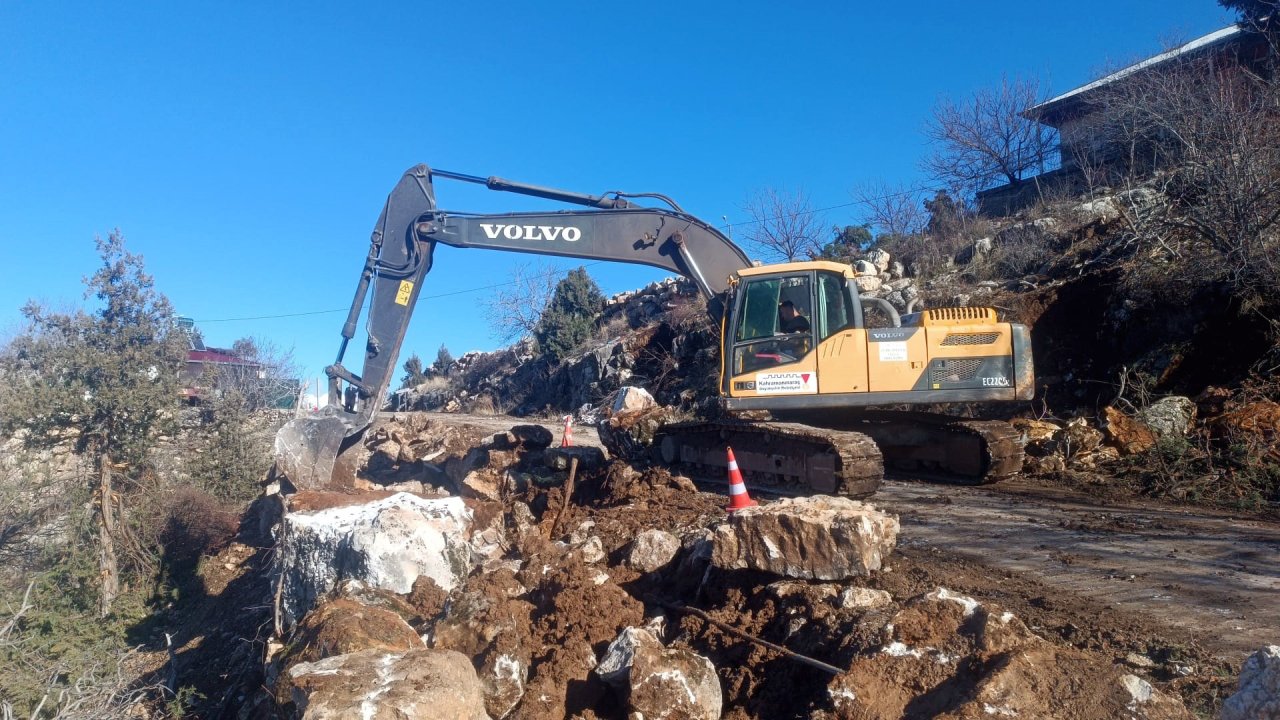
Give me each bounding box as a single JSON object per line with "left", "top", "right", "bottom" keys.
{"left": 0, "top": 1, "right": 1235, "bottom": 387}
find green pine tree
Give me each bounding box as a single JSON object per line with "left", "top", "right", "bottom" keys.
{"left": 534, "top": 267, "right": 603, "bottom": 361}
{"left": 0, "top": 230, "right": 186, "bottom": 616}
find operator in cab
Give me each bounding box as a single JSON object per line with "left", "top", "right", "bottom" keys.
{"left": 778, "top": 300, "right": 811, "bottom": 333}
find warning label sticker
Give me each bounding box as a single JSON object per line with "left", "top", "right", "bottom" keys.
{"left": 394, "top": 280, "right": 415, "bottom": 306}
{"left": 878, "top": 341, "right": 908, "bottom": 362}
{"left": 755, "top": 371, "right": 818, "bottom": 394}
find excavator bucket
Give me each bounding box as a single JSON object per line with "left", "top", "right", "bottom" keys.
{"left": 273, "top": 407, "right": 369, "bottom": 490}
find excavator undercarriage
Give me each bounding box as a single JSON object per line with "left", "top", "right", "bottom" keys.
{"left": 651, "top": 420, "right": 884, "bottom": 498}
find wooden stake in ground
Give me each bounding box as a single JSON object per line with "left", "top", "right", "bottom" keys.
{"left": 549, "top": 456, "right": 579, "bottom": 539}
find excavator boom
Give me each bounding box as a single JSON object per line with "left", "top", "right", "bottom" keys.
{"left": 276, "top": 164, "right": 752, "bottom": 488}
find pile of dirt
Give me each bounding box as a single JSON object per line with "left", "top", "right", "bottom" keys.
{"left": 228, "top": 413, "right": 1251, "bottom": 718}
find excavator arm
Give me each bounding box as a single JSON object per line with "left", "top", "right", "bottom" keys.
{"left": 275, "top": 164, "right": 752, "bottom": 488}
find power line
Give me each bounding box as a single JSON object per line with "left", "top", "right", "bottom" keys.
{"left": 192, "top": 261, "right": 607, "bottom": 323}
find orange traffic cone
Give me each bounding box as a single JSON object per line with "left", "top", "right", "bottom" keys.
{"left": 725, "top": 447, "right": 758, "bottom": 512}
{"left": 561, "top": 415, "right": 574, "bottom": 447}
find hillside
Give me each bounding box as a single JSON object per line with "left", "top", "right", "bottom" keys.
{"left": 397, "top": 180, "right": 1280, "bottom": 513}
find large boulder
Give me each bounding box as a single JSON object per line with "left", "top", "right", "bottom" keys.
{"left": 1137, "top": 396, "right": 1197, "bottom": 439}
{"left": 287, "top": 648, "right": 489, "bottom": 720}
{"left": 596, "top": 627, "right": 722, "bottom": 720}
{"left": 854, "top": 275, "right": 884, "bottom": 294}
{"left": 711, "top": 497, "right": 898, "bottom": 580}
{"left": 1222, "top": 645, "right": 1280, "bottom": 720}
{"left": 272, "top": 598, "right": 423, "bottom": 706}
{"left": 278, "top": 493, "right": 473, "bottom": 628}
{"left": 597, "top": 405, "right": 682, "bottom": 461}
{"left": 612, "top": 386, "right": 657, "bottom": 414}
{"left": 866, "top": 248, "right": 892, "bottom": 273}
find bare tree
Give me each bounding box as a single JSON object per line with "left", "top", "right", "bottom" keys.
{"left": 852, "top": 182, "right": 927, "bottom": 240}
{"left": 483, "top": 262, "right": 559, "bottom": 343}
{"left": 210, "top": 336, "right": 299, "bottom": 412}
{"left": 742, "top": 188, "right": 826, "bottom": 261}
{"left": 1089, "top": 53, "right": 1280, "bottom": 304}
{"left": 924, "top": 75, "right": 1059, "bottom": 198}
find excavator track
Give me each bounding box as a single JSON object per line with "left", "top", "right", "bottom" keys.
{"left": 777, "top": 410, "right": 1024, "bottom": 486}
{"left": 651, "top": 420, "right": 883, "bottom": 499}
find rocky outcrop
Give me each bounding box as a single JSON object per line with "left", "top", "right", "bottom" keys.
{"left": 1222, "top": 645, "right": 1280, "bottom": 720}
{"left": 711, "top": 497, "right": 898, "bottom": 580}
{"left": 287, "top": 648, "right": 489, "bottom": 720}
{"left": 278, "top": 493, "right": 473, "bottom": 627}
{"left": 596, "top": 627, "right": 722, "bottom": 720}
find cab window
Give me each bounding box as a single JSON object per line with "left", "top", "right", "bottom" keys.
{"left": 816, "top": 272, "right": 851, "bottom": 341}
{"left": 732, "top": 275, "right": 812, "bottom": 373}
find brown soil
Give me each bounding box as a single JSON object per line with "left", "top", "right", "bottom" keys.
{"left": 154, "top": 412, "right": 1277, "bottom": 718}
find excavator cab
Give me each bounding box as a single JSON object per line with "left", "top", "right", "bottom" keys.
{"left": 724, "top": 262, "right": 864, "bottom": 397}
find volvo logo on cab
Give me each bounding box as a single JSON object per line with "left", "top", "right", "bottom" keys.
{"left": 480, "top": 224, "right": 582, "bottom": 242}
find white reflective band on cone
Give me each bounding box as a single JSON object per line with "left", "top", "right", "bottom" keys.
{"left": 729, "top": 483, "right": 747, "bottom": 495}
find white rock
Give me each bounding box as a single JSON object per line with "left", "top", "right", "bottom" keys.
{"left": 925, "top": 587, "right": 980, "bottom": 617}
{"left": 1079, "top": 197, "right": 1120, "bottom": 224}
{"left": 579, "top": 536, "right": 607, "bottom": 564}
{"left": 854, "top": 275, "right": 884, "bottom": 294}
{"left": 1120, "top": 674, "right": 1154, "bottom": 705}
{"left": 854, "top": 259, "right": 879, "bottom": 276}
{"left": 612, "top": 386, "right": 657, "bottom": 414}
{"left": 838, "top": 586, "right": 893, "bottom": 610}
{"left": 866, "top": 248, "right": 892, "bottom": 273}
{"left": 279, "top": 493, "right": 473, "bottom": 628}
{"left": 596, "top": 627, "right": 722, "bottom": 720}
{"left": 483, "top": 652, "right": 526, "bottom": 719}
{"left": 628, "top": 529, "right": 681, "bottom": 572}
{"left": 1222, "top": 645, "right": 1280, "bottom": 720}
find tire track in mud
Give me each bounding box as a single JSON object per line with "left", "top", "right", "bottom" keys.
{"left": 875, "top": 479, "right": 1280, "bottom": 658}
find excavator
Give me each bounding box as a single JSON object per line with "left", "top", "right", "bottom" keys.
{"left": 274, "top": 164, "right": 1034, "bottom": 497}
